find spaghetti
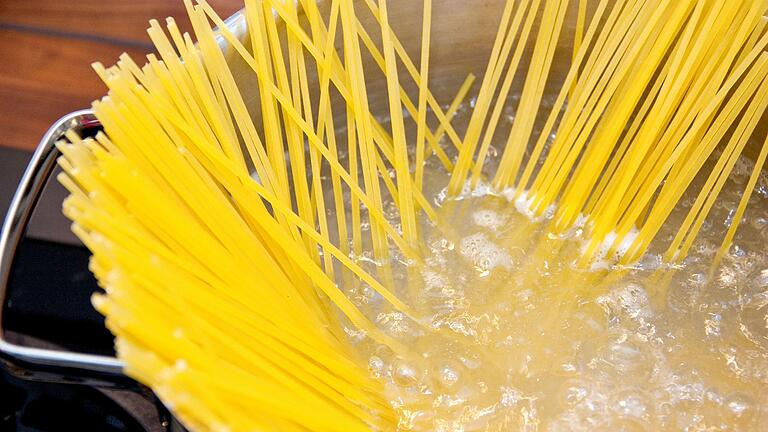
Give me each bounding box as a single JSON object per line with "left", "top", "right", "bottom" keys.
{"left": 55, "top": 0, "right": 768, "bottom": 430}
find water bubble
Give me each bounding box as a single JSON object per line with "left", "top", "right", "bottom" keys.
{"left": 611, "top": 390, "right": 650, "bottom": 418}
{"left": 434, "top": 188, "right": 448, "bottom": 206}
{"left": 597, "top": 283, "right": 653, "bottom": 325}
{"left": 459, "top": 232, "right": 512, "bottom": 271}
{"left": 500, "top": 386, "right": 523, "bottom": 407}
{"left": 687, "top": 272, "right": 708, "bottom": 286}
{"left": 721, "top": 393, "right": 756, "bottom": 427}
{"left": 488, "top": 145, "right": 499, "bottom": 158}
{"left": 559, "top": 379, "right": 590, "bottom": 407}
{"left": 603, "top": 340, "right": 652, "bottom": 379}
{"left": 392, "top": 359, "right": 420, "bottom": 387}
{"left": 556, "top": 360, "right": 580, "bottom": 377}
{"left": 750, "top": 216, "right": 768, "bottom": 230}
{"left": 422, "top": 270, "right": 449, "bottom": 291}
{"left": 369, "top": 356, "right": 385, "bottom": 378}
{"left": 704, "top": 388, "right": 725, "bottom": 406}
{"left": 472, "top": 209, "right": 507, "bottom": 230}
{"left": 342, "top": 326, "right": 367, "bottom": 343}
{"left": 376, "top": 311, "right": 412, "bottom": 336}
{"left": 436, "top": 361, "right": 462, "bottom": 390}
{"left": 757, "top": 182, "right": 768, "bottom": 198}
{"left": 668, "top": 281, "right": 699, "bottom": 312}
{"left": 704, "top": 313, "right": 722, "bottom": 338}
{"left": 672, "top": 401, "right": 703, "bottom": 431}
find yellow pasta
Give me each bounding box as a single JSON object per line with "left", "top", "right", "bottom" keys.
{"left": 55, "top": 0, "right": 768, "bottom": 430}
{"left": 414, "top": 0, "right": 433, "bottom": 191}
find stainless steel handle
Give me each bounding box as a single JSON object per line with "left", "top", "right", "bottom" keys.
{"left": 0, "top": 109, "right": 127, "bottom": 386}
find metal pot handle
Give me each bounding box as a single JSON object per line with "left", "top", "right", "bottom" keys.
{"left": 0, "top": 109, "right": 129, "bottom": 388}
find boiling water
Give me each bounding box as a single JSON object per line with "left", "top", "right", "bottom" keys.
{"left": 335, "top": 109, "right": 768, "bottom": 431}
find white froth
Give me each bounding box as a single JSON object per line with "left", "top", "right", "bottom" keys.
{"left": 472, "top": 209, "right": 508, "bottom": 230}
{"left": 459, "top": 232, "right": 513, "bottom": 271}
{"left": 585, "top": 227, "right": 642, "bottom": 270}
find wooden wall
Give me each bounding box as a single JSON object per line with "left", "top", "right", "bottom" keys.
{"left": 0, "top": 0, "right": 242, "bottom": 151}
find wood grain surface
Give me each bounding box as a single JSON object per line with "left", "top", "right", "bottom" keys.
{"left": 0, "top": 0, "right": 242, "bottom": 151}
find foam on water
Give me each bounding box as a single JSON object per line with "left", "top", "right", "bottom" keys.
{"left": 471, "top": 209, "right": 508, "bottom": 231}
{"left": 459, "top": 232, "right": 513, "bottom": 273}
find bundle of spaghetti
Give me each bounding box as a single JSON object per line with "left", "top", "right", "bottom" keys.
{"left": 451, "top": 0, "right": 768, "bottom": 267}
{"left": 54, "top": 0, "right": 768, "bottom": 430}
{"left": 53, "top": 0, "right": 477, "bottom": 429}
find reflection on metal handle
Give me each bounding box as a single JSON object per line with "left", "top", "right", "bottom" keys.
{"left": 0, "top": 109, "right": 127, "bottom": 387}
